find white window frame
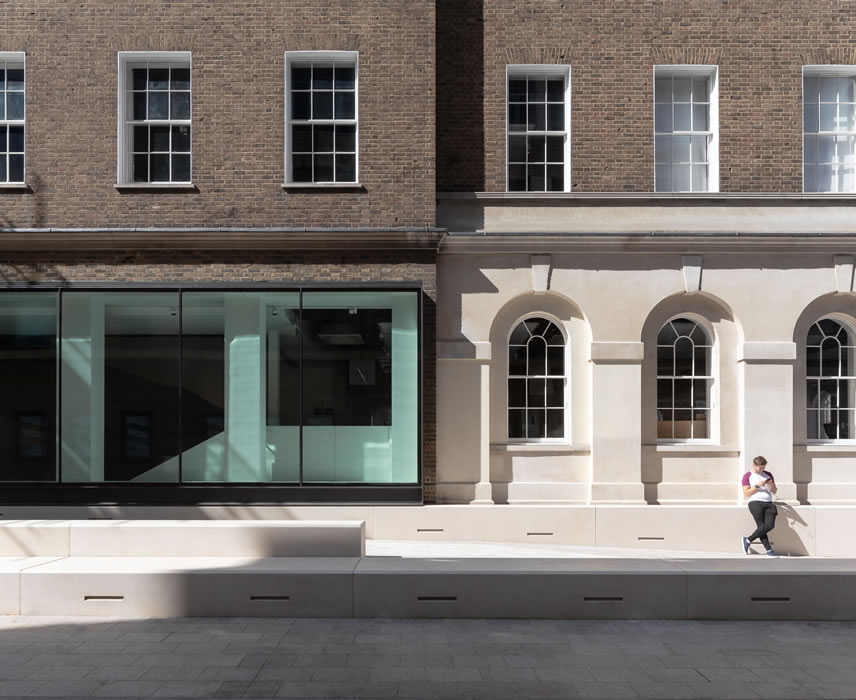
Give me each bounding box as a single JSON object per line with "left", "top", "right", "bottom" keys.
{"left": 805, "top": 315, "right": 856, "bottom": 443}
{"left": 507, "top": 314, "right": 569, "bottom": 443}
{"left": 802, "top": 65, "right": 856, "bottom": 194}
{"left": 117, "top": 51, "right": 192, "bottom": 186}
{"left": 653, "top": 65, "right": 719, "bottom": 193}
{"left": 284, "top": 50, "right": 359, "bottom": 186}
{"left": 655, "top": 315, "right": 716, "bottom": 443}
{"left": 505, "top": 64, "right": 571, "bottom": 193}
{"left": 0, "top": 52, "right": 26, "bottom": 185}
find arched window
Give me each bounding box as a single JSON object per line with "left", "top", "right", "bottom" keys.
{"left": 806, "top": 318, "right": 856, "bottom": 440}
{"left": 508, "top": 317, "right": 566, "bottom": 440}
{"left": 656, "top": 317, "right": 712, "bottom": 440}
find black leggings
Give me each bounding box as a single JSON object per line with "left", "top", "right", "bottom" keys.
{"left": 747, "top": 501, "right": 778, "bottom": 551}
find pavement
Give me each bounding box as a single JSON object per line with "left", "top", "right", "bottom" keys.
{"left": 0, "top": 540, "right": 851, "bottom": 699}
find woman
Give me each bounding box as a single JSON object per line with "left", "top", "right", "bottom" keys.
{"left": 741, "top": 455, "right": 778, "bottom": 557}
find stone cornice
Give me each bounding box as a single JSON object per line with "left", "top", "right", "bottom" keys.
{"left": 0, "top": 228, "right": 444, "bottom": 252}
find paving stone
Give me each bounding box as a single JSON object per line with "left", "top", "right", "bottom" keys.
{"left": 153, "top": 680, "right": 225, "bottom": 697}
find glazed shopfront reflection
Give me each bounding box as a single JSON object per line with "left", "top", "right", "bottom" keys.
{"left": 0, "top": 289, "right": 420, "bottom": 496}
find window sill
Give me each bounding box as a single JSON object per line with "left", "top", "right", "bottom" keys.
{"left": 491, "top": 442, "right": 590, "bottom": 454}
{"left": 282, "top": 182, "right": 365, "bottom": 191}
{"left": 798, "top": 442, "right": 856, "bottom": 452}
{"left": 0, "top": 183, "right": 31, "bottom": 192}
{"left": 114, "top": 183, "right": 198, "bottom": 192}
{"left": 650, "top": 442, "right": 738, "bottom": 453}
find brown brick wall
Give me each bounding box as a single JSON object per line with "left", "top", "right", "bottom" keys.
{"left": 0, "top": 1, "right": 435, "bottom": 229}
{"left": 0, "top": 251, "right": 437, "bottom": 502}
{"left": 437, "top": 0, "right": 856, "bottom": 193}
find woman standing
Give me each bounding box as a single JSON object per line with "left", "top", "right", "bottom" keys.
{"left": 741, "top": 455, "right": 778, "bottom": 557}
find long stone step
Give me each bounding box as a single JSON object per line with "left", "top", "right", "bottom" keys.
{"left": 0, "top": 520, "right": 365, "bottom": 557}
{"left": 3, "top": 555, "right": 855, "bottom": 620}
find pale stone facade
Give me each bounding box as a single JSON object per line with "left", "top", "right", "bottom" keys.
{"left": 436, "top": 197, "right": 856, "bottom": 509}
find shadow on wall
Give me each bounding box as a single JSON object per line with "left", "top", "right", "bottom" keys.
{"left": 436, "top": 0, "right": 484, "bottom": 193}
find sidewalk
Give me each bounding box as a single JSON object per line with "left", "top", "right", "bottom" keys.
{"left": 0, "top": 615, "right": 854, "bottom": 698}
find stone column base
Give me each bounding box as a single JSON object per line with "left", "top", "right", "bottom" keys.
{"left": 590, "top": 481, "right": 647, "bottom": 504}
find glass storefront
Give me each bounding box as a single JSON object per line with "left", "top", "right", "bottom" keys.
{"left": 0, "top": 287, "right": 421, "bottom": 501}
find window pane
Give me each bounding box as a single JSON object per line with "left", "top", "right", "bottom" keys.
{"left": 292, "top": 92, "right": 311, "bottom": 120}
{"left": 150, "top": 125, "right": 169, "bottom": 152}
{"left": 655, "top": 164, "right": 671, "bottom": 191}
{"left": 546, "top": 135, "right": 563, "bottom": 162}
{"left": 820, "top": 77, "right": 838, "bottom": 102}
{"left": 61, "top": 292, "right": 180, "bottom": 483}
{"left": 546, "top": 378, "right": 563, "bottom": 407}
{"left": 547, "top": 79, "right": 564, "bottom": 102}
{"left": 546, "top": 410, "right": 564, "bottom": 438}
{"left": 133, "top": 92, "right": 147, "bottom": 120}
{"left": 693, "top": 103, "right": 709, "bottom": 130}
{"left": 527, "top": 164, "right": 545, "bottom": 191}
{"left": 694, "top": 345, "right": 709, "bottom": 376}
{"left": 171, "top": 67, "right": 190, "bottom": 90}
{"left": 509, "top": 378, "right": 525, "bottom": 407}
{"left": 508, "top": 164, "right": 526, "bottom": 191}
{"left": 547, "top": 346, "right": 564, "bottom": 375}
{"left": 148, "top": 68, "right": 169, "bottom": 89}
{"left": 840, "top": 166, "right": 855, "bottom": 193}
{"left": 527, "top": 410, "right": 546, "bottom": 439}
{"left": 674, "top": 77, "right": 692, "bottom": 102}
{"left": 150, "top": 153, "right": 169, "bottom": 181}
{"left": 314, "top": 124, "right": 334, "bottom": 152}
{"left": 509, "top": 409, "right": 525, "bottom": 438}
{"left": 804, "top": 76, "right": 819, "bottom": 101}
{"left": 806, "top": 344, "right": 820, "bottom": 377}
{"left": 840, "top": 77, "right": 855, "bottom": 102}
{"left": 655, "top": 103, "right": 673, "bottom": 132}
{"left": 817, "top": 164, "right": 834, "bottom": 192}
{"left": 335, "top": 154, "right": 356, "bottom": 182}
{"left": 292, "top": 124, "right": 312, "bottom": 152}
{"left": 509, "top": 345, "right": 526, "bottom": 375}
{"left": 674, "top": 379, "right": 692, "bottom": 408}
{"left": 334, "top": 65, "right": 355, "bottom": 90}
{"left": 655, "top": 135, "right": 671, "bottom": 164}
{"left": 691, "top": 135, "right": 708, "bottom": 163}
{"left": 692, "top": 77, "right": 709, "bottom": 101}
{"left": 544, "top": 323, "right": 563, "bottom": 345}
{"left": 313, "top": 92, "right": 333, "bottom": 120}
{"left": 510, "top": 323, "right": 529, "bottom": 345}
{"left": 547, "top": 103, "right": 564, "bottom": 131}
{"left": 132, "top": 67, "right": 147, "bottom": 91}
{"left": 804, "top": 164, "right": 818, "bottom": 192}
{"left": 133, "top": 154, "right": 148, "bottom": 182}
{"left": 839, "top": 103, "right": 855, "bottom": 131}
{"left": 820, "top": 103, "right": 837, "bottom": 132}
{"left": 314, "top": 153, "right": 334, "bottom": 182}
{"left": 674, "top": 103, "right": 691, "bottom": 131}
{"left": 6, "top": 68, "right": 23, "bottom": 90}
{"left": 528, "top": 135, "right": 545, "bottom": 163}
{"left": 804, "top": 103, "right": 819, "bottom": 133}
{"left": 674, "top": 338, "right": 693, "bottom": 375}
{"left": 292, "top": 153, "right": 312, "bottom": 182}
{"left": 528, "top": 103, "right": 545, "bottom": 131}
{"left": 546, "top": 165, "right": 564, "bottom": 192}
{"left": 6, "top": 92, "right": 23, "bottom": 120}
{"left": 528, "top": 338, "right": 546, "bottom": 376}
{"left": 8, "top": 125, "right": 24, "bottom": 152}
{"left": 804, "top": 135, "right": 817, "bottom": 163}
{"left": 8, "top": 154, "right": 23, "bottom": 182}
{"left": 692, "top": 164, "right": 708, "bottom": 192}
{"left": 313, "top": 65, "right": 333, "bottom": 90}
{"left": 170, "top": 92, "right": 190, "bottom": 120}
{"left": 693, "top": 379, "right": 710, "bottom": 408}
{"left": 657, "top": 345, "right": 674, "bottom": 375}
{"left": 172, "top": 125, "right": 190, "bottom": 152}
{"left": 528, "top": 78, "right": 546, "bottom": 102}
{"left": 334, "top": 91, "right": 355, "bottom": 120}
{"left": 148, "top": 92, "right": 168, "bottom": 119}
{"left": 336, "top": 125, "right": 356, "bottom": 152}
{"left": 508, "top": 135, "right": 527, "bottom": 162}
{"left": 291, "top": 65, "right": 311, "bottom": 90}
{"left": 692, "top": 410, "right": 709, "bottom": 439}
{"left": 671, "top": 164, "right": 691, "bottom": 191}
{"left": 0, "top": 293, "right": 57, "bottom": 481}
{"left": 508, "top": 104, "right": 526, "bottom": 131}
{"left": 525, "top": 318, "right": 550, "bottom": 336}
{"left": 0, "top": 94, "right": 4, "bottom": 120}
{"left": 172, "top": 153, "right": 190, "bottom": 182}
{"left": 655, "top": 77, "right": 671, "bottom": 103}
{"left": 133, "top": 125, "right": 148, "bottom": 152}
{"left": 657, "top": 379, "right": 672, "bottom": 407}
{"left": 509, "top": 79, "right": 527, "bottom": 102}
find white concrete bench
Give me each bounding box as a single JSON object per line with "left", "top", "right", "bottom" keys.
{"left": 0, "top": 520, "right": 365, "bottom": 557}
